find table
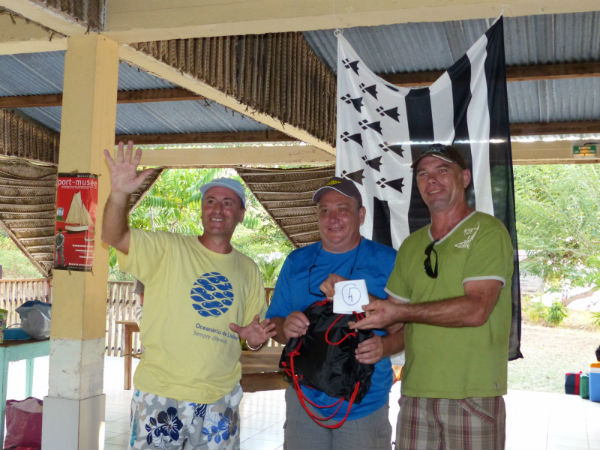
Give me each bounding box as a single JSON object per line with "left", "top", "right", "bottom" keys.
{"left": 116, "top": 320, "right": 140, "bottom": 390}
{"left": 117, "top": 320, "right": 286, "bottom": 392}
{"left": 0, "top": 338, "right": 50, "bottom": 447}
{"left": 240, "top": 347, "right": 287, "bottom": 392}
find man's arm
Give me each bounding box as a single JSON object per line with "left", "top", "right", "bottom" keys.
{"left": 352, "top": 279, "right": 503, "bottom": 330}
{"left": 101, "top": 141, "right": 153, "bottom": 254}
{"left": 102, "top": 191, "right": 131, "bottom": 254}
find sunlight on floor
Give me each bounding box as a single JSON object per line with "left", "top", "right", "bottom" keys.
{"left": 6, "top": 356, "right": 600, "bottom": 450}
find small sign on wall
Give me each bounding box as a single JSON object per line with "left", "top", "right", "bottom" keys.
{"left": 54, "top": 173, "right": 98, "bottom": 271}
{"left": 572, "top": 143, "right": 598, "bottom": 158}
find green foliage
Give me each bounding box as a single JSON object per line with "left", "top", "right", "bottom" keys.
{"left": 521, "top": 296, "right": 548, "bottom": 324}
{"left": 591, "top": 312, "right": 600, "bottom": 328}
{"left": 256, "top": 256, "right": 286, "bottom": 288}
{"left": 118, "top": 168, "right": 293, "bottom": 283}
{"left": 129, "top": 168, "right": 224, "bottom": 234}
{"left": 0, "top": 232, "right": 41, "bottom": 278}
{"left": 514, "top": 164, "right": 600, "bottom": 289}
{"left": 521, "top": 296, "right": 569, "bottom": 327}
{"left": 545, "top": 301, "right": 568, "bottom": 326}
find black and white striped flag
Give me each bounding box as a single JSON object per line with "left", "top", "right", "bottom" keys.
{"left": 336, "top": 17, "right": 521, "bottom": 359}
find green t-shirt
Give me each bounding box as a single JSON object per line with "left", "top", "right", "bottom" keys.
{"left": 385, "top": 211, "right": 513, "bottom": 399}
{"left": 118, "top": 229, "right": 265, "bottom": 403}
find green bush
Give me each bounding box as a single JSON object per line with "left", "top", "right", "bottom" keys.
{"left": 545, "top": 301, "right": 568, "bottom": 326}
{"left": 521, "top": 296, "right": 547, "bottom": 324}
{"left": 591, "top": 311, "right": 600, "bottom": 328}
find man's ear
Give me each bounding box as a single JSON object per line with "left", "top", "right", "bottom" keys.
{"left": 462, "top": 169, "right": 472, "bottom": 188}
{"left": 359, "top": 206, "right": 366, "bottom": 225}
{"left": 238, "top": 208, "right": 246, "bottom": 224}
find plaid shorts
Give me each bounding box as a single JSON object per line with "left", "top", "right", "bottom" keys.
{"left": 395, "top": 395, "right": 506, "bottom": 450}
{"left": 128, "top": 384, "right": 242, "bottom": 450}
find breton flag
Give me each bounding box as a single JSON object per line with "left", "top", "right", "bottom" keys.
{"left": 336, "top": 17, "right": 522, "bottom": 360}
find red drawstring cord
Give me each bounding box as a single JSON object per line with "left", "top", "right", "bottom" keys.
{"left": 289, "top": 336, "right": 360, "bottom": 428}
{"left": 324, "top": 310, "right": 365, "bottom": 345}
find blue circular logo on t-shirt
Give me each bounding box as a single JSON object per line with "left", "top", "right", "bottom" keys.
{"left": 190, "top": 272, "right": 234, "bottom": 317}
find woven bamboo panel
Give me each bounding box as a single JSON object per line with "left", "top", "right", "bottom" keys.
{"left": 236, "top": 166, "right": 335, "bottom": 248}
{"left": 29, "top": 0, "right": 102, "bottom": 31}
{"left": 0, "top": 110, "right": 59, "bottom": 164}
{"left": 132, "top": 33, "right": 337, "bottom": 146}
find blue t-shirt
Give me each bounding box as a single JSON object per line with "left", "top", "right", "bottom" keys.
{"left": 267, "top": 238, "right": 397, "bottom": 421}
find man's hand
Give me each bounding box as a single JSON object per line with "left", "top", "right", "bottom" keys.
{"left": 349, "top": 299, "right": 401, "bottom": 330}
{"left": 229, "top": 315, "right": 276, "bottom": 349}
{"left": 355, "top": 334, "right": 384, "bottom": 364}
{"left": 101, "top": 140, "right": 155, "bottom": 253}
{"left": 282, "top": 311, "right": 310, "bottom": 340}
{"left": 319, "top": 273, "right": 347, "bottom": 299}
{"left": 104, "top": 141, "right": 153, "bottom": 196}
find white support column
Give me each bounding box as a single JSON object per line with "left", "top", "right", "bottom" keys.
{"left": 42, "top": 34, "right": 119, "bottom": 450}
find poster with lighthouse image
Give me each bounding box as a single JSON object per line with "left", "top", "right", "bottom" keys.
{"left": 54, "top": 173, "right": 98, "bottom": 271}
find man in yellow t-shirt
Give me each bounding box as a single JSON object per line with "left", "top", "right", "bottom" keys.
{"left": 102, "top": 141, "right": 275, "bottom": 450}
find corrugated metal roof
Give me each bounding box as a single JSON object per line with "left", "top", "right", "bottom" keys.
{"left": 0, "top": 52, "right": 270, "bottom": 134}
{"left": 303, "top": 12, "right": 600, "bottom": 125}
{"left": 0, "top": 52, "right": 176, "bottom": 95}
{"left": 19, "top": 100, "right": 270, "bottom": 134}
{"left": 508, "top": 78, "right": 600, "bottom": 123}
{"left": 1, "top": 12, "right": 600, "bottom": 135}
{"left": 0, "top": 52, "right": 64, "bottom": 96}
{"left": 115, "top": 101, "right": 269, "bottom": 135}
{"left": 304, "top": 12, "right": 600, "bottom": 73}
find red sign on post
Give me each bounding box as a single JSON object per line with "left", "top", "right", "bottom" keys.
{"left": 54, "top": 173, "right": 98, "bottom": 271}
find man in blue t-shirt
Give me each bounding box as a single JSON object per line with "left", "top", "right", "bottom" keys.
{"left": 267, "top": 177, "right": 404, "bottom": 450}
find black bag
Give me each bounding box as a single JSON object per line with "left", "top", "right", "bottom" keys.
{"left": 279, "top": 299, "right": 375, "bottom": 428}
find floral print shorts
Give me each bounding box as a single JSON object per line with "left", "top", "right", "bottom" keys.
{"left": 128, "top": 384, "right": 242, "bottom": 450}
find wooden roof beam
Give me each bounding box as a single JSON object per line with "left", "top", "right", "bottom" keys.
{"left": 381, "top": 61, "right": 600, "bottom": 87}
{"left": 113, "top": 120, "right": 600, "bottom": 147}
{"left": 511, "top": 120, "right": 600, "bottom": 136}
{"left": 0, "top": 0, "right": 86, "bottom": 37}
{"left": 137, "top": 144, "right": 335, "bottom": 168}
{"left": 0, "top": 88, "right": 203, "bottom": 108}
{"left": 0, "top": 9, "right": 66, "bottom": 54}
{"left": 116, "top": 130, "right": 294, "bottom": 145}
{"left": 102, "top": 0, "right": 600, "bottom": 43}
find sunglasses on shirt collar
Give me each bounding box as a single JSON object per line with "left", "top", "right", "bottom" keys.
{"left": 424, "top": 240, "right": 438, "bottom": 278}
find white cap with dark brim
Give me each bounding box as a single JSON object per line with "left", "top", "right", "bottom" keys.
{"left": 199, "top": 178, "right": 246, "bottom": 207}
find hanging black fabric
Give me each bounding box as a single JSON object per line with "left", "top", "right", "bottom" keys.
{"left": 279, "top": 299, "right": 375, "bottom": 428}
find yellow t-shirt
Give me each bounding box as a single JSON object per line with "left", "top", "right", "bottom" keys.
{"left": 118, "top": 229, "right": 266, "bottom": 403}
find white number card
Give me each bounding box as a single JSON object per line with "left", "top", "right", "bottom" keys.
{"left": 333, "top": 279, "right": 369, "bottom": 314}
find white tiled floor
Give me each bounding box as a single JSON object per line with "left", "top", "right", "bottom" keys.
{"left": 7, "top": 356, "right": 600, "bottom": 450}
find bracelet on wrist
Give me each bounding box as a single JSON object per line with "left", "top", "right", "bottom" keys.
{"left": 245, "top": 340, "right": 263, "bottom": 351}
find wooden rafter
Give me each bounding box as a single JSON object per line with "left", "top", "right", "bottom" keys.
{"left": 0, "top": 88, "right": 203, "bottom": 108}
{"left": 511, "top": 120, "right": 600, "bottom": 136}
{"left": 115, "top": 130, "right": 293, "bottom": 145}
{"left": 113, "top": 120, "right": 600, "bottom": 147}
{"left": 381, "top": 61, "right": 600, "bottom": 87}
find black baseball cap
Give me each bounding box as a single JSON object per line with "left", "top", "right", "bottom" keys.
{"left": 411, "top": 144, "right": 467, "bottom": 170}
{"left": 312, "top": 177, "right": 362, "bottom": 207}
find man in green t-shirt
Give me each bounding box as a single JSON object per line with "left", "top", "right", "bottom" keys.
{"left": 349, "top": 144, "right": 513, "bottom": 450}
{"left": 102, "top": 141, "right": 275, "bottom": 450}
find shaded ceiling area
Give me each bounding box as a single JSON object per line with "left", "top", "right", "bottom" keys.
{"left": 1, "top": 1, "right": 600, "bottom": 275}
